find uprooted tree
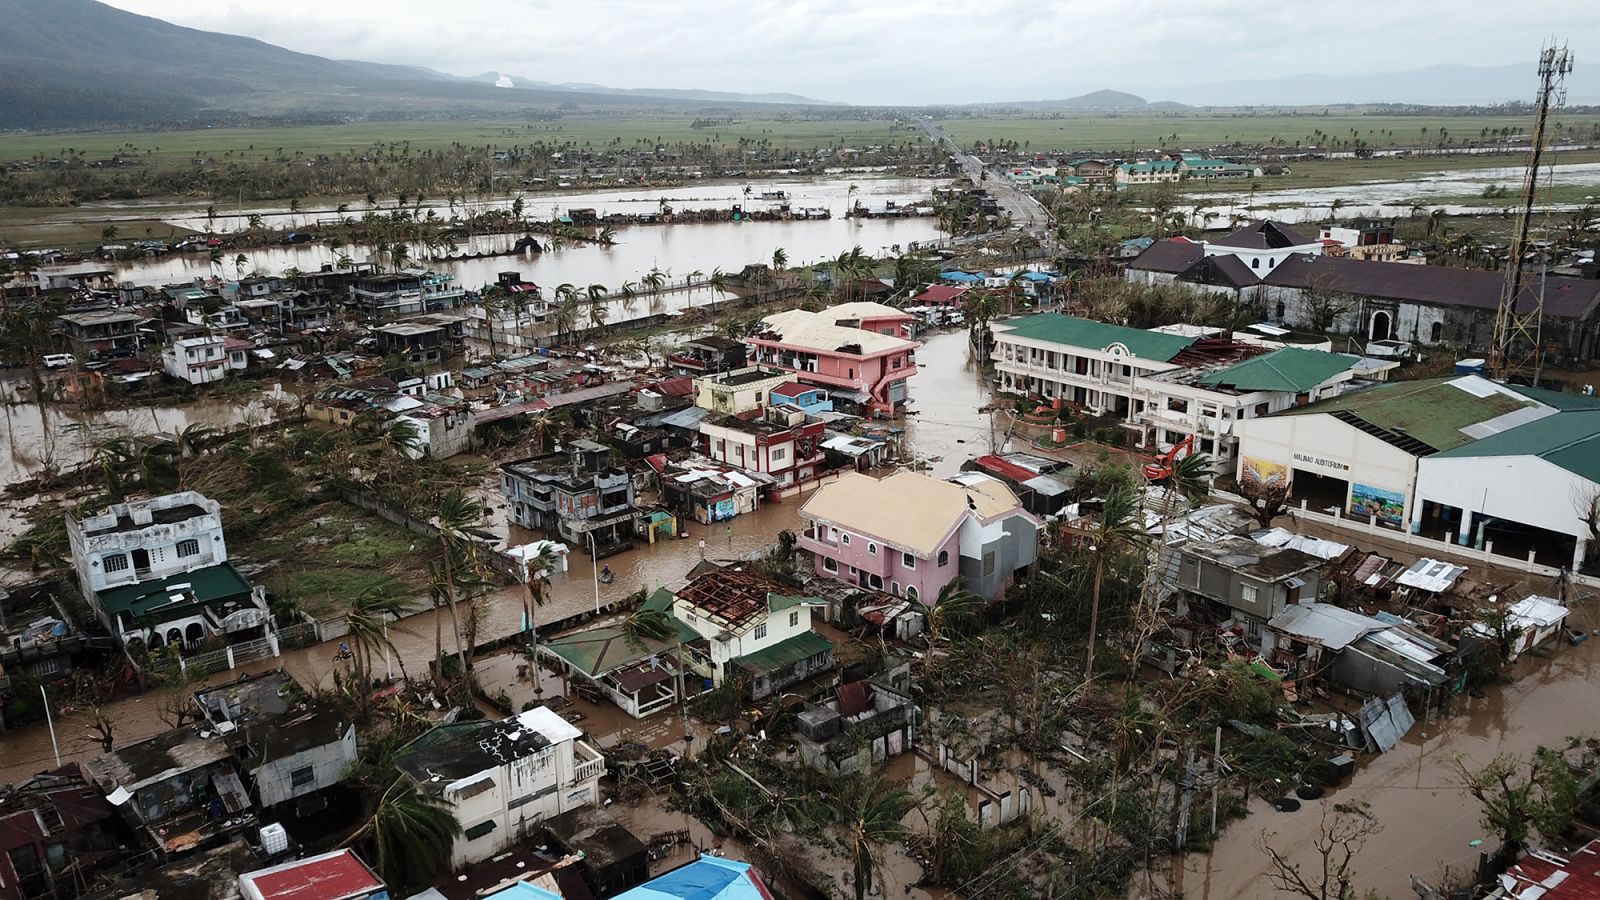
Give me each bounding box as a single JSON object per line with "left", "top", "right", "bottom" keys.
{"left": 1241, "top": 476, "right": 1292, "bottom": 528}
{"left": 1258, "top": 800, "right": 1382, "bottom": 900}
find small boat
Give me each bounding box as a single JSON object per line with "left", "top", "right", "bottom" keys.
{"left": 1568, "top": 628, "right": 1589, "bottom": 645}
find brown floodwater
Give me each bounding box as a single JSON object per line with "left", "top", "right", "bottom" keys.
{"left": 902, "top": 329, "right": 1001, "bottom": 477}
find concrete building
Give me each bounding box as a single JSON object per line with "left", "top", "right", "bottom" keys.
{"left": 500, "top": 441, "right": 638, "bottom": 556}
{"left": 795, "top": 676, "right": 917, "bottom": 775}
{"left": 1175, "top": 536, "right": 1323, "bottom": 655}
{"left": 376, "top": 314, "right": 466, "bottom": 365}
{"left": 194, "top": 669, "right": 357, "bottom": 809}
{"left": 83, "top": 726, "right": 255, "bottom": 857}
{"left": 668, "top": 567, "right": 832, "bottom": 698}
{"left": 1231, "top": 376, "right": 1600, "bottom": 567}
{"left": 162, "top": 334, "right": 246, "bottom": 385}
{"left": 667, "top": 335, "right": 748, "bottom": 375}
{"left": 349, "top": 271, "right": 464, "bottom": 318}
{"left": 799, "top": 471, "right": 1040, "bottom": 603}
{"left": 692, "top": 366, "right": 795, "bottom": 416}
{"left": 393, "top": 707, "right": 605, "bottom": 869}
{"left": 745, "top": 307, "right": 919, "bottom": 416}
{"left": 65, "top": 492, "right": 270, "bottom": 652}
{"left": 697, "top": 407, "right": 826, "bottom": 497}
{"left": 56, "top": 309, "right": 144, "bottom": 359}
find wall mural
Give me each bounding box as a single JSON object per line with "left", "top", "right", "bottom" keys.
{"left": 1240, "top": 456, "right": 1290, "bottom": 491}
{"left": 1350, "top": 482, "right": 1405, "bottom": 524}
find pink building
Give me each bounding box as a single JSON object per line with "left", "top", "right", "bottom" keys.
{"left": 745, "top": 306, "right": 919, "bottom": 416}
{"left": 911, "top": 285, "right": 971, "bottom": 309}
{"left": 798, "top": 471, "right": 1041, "bottom": 604}
{"left": 698, "top": 406, "right": 826, "bottom": 497}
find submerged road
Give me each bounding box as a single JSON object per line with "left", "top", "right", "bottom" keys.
{"left": 919, "top": 119, "right": 1051, "bottom": 234}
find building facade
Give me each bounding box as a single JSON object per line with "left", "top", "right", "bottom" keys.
{"left": 745, "top": 307, "right": 919, "bottom": 416}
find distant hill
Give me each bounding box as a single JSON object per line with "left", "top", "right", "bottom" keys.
{"left": 468, "top": 72, "right": 839, "bottom": 106}
{"left": 971, "top": 89, "right": 1185, "bottom": 112}
{"left": 0, "top": 0, "right": 834, "bottom": 129}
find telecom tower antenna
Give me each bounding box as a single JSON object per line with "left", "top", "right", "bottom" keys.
{"left": 1489, "top": 43, "right": 1573, "bottom": 383}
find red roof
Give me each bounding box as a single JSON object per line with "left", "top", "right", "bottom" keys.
{"left": 640, "top": 375, "right": 693, "bottom": 397}
{"left": 1500, "top": 841, "right": 1600, "bottom": 899}
{"left": 912, "top": 285, "right": 970, "bottom": 305}
{"left": 973, "top": 454, "right": 1038, "bottom": 483}
{"left": 769, "top": 381, "right": 813, "bottom": 398}
{"left": 241, "top": 849, "right": 384, "bottom": 900}
{"left": 223, "top": 337, "right": 254, "bottom": 351}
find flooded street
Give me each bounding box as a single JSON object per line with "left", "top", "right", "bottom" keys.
{"left": 903, "top": 329, "right": 999, "bottom": 476}
{"left": 1168, "top": 632, "right": 1600, "bottom": 899}
{"left": 1187, "top": 159, "right": 1600, "bottom": 224}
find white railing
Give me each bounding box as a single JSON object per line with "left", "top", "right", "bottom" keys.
{"left": 571, "top": 742, "right": 606, "bottom": 783}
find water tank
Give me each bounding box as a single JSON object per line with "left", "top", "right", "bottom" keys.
{"left": 259, "top": 823, "right": 289, "bottom": 856}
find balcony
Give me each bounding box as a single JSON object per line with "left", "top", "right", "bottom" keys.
{"left": 571, "top": 740, "right": 606, "bottom": 784}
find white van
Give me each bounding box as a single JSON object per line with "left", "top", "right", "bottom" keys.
{"left": 43, "top": 354, "right": 75, "bottom": 369}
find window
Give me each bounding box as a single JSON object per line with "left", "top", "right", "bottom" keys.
{"left": 938, "top": 550, "right": 949, "bottom": 567}
{"left": 1430, "top": 321, "right": 1443, "bottom": 343}
{"left": 789, "top": 610, "right": 799, "bottom": 627}
{"left": 1251, "top": 258, "right": 1260, "bottom": 269}
{"left": 840, "top": 533, "right": 851, "bottom": 545}
{"left": 868, "top": 574, "right": 883, "bottom": 590}
{"left": 1240, "top": 583, "right": 1258, "bottom": 606}
{"left": 464, "top": 820, "right": 498, "bottom": 841}
{"left": 902, "top": 552, "right": 916, "bottom": 569}
{"left": 982, "top": 552, "right": 996, "bottom": 577}
{"left": 176, "top": 539, "right": 199, "bottom": 558}
{"left": 290, "top": 765, "right": 316, "bottom": 788}
{"left": 823, "top": 557, "right": 838, "bottom": 573}
{"left": 753, "top": 623, "right": 767, "bottom": 640}
{"left": 1243, "top": 616, "right": 1262, "bottom": 636}
{"left": 770, "top": 447, "right": 786, "bottom": 462}
{"left": 906, "top": 585, "right": 919, "bottom": 602}
{"left": 103, "top": 553, "right": 129, "bottom": 573}
{"left": 867, "top": 542, "right": 877, "bottom": 555}
{"left": 891, "top": 582, "right": 900, "bottom": 596}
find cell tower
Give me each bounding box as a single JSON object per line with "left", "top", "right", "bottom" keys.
{"left": 1489, "top": 43, "right": 1574, "bottom": 383}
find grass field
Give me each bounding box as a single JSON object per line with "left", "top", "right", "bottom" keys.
{"left": 0, "top": 116, "right": 923, "bottom": 169}
{"left": 935, "top": 113, "right": 1600, "bottom": 153}
{"left": 1160, "top": 149, "right": 1600, "bottom": 195}
{"left": 246, "top": 500, "right": 439, "bottom": 619}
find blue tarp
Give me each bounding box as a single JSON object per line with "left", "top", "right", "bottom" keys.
{"left": 939, "top": 271, "right": 981, "bottom": 283}
{"left": 615, "top": 855, "right": 772, "bottom": 900}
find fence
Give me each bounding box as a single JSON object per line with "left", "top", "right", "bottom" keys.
{"left": 144, "top": 633, "right": 282, "bottom": 678}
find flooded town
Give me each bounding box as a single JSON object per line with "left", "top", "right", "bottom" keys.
{"left": 5, "top": 8, "right": 1600, "bottom": 900}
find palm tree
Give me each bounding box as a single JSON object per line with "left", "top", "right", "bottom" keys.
{"left": 527, "top": 411, "right": 559, "bottom": 454}
{"left": 771, "top": 247, "right": 788, "bottom": 272}
{"left": 233, "top": 254, "right": 249, "bottom": 278}
{"left": 596, "top": 225, "right": 617, "bottom": 245}
{"left": 519, "top": 543, "right": 560, "bottom": 699}
{"left": 480, "top": 284, "right": 509, "bottom": 359}
{"left": 922, "top": 578, "right": 981, "bottom": 678}
{"left": 343, "top": 778, "right": 460, "bottom": 891}
{"left": 345, "top": 578, "right": 411, "bottom": 690}
{"left": 708, "top": 267, "right": 729, "bottom": 303}
{"left": 433, "top": 490, "right": 486, "bottom": 698}
{"left": 841, "top": 775, "right": 915, "bottom": 900}
{"left": 1084, "top": 484, "right": 1147, "bottom": 678}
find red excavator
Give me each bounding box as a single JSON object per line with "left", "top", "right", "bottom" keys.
{"left": 1143, "top": 434, "right": 1195, "bottom": 482}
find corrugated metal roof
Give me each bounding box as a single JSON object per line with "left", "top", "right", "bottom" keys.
{"left": 1198, "top": 347, "right": 1355, "bottom": 393}
{"left": 1275, "top": 376, "right": 1547, "bottom": 453}
{"left": 993, "top": 314, "right": 1197, "bottom": 362}
{"left": 1432, "top": 409, "right": 1600, "bottom": 483}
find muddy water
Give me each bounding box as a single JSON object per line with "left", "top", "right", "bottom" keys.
{"left": 1186, "top": 159, "right": 1600, "bottom": 224}
{"left": 1165, "top": 631, "right": 1600, "bottom": 899}
{"left": 903, "top": 329, "right": 1003, "bottom": 477}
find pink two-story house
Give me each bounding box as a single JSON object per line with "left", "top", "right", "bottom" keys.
{"left": 698, "top": 406, "right": 826, "bottom": 498}
{"left": 824, "top": 301, "right": 918, "bottom": 338}
{"left": 745, "top": 307, "right": 919, "bottom": 417}
{"left": 798, "top": 471, "right": 1041, "bottom": 604}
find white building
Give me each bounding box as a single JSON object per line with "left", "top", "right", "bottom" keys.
{"left": 1232, "top": 376, "right": 1596, "bottom": 567}
{"left": 992, "top": 314, "right": 1358, "bottom": 464}
{"left": 1415, "top": 404, "right": 1600, "bottom": 570}
{"left": 394, "top": 707, "right": 605, "bottom": 869}
{"left": 65, "top": 492, "right": 269, "bottom": 651}
{"left": 668, "top": 566, "right": 831, "bottom": 696}
{"left": 162, "top": 334, "right": 246, "bottom": 384}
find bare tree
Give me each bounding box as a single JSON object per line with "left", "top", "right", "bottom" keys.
{"left": 81, "top": 705, "right": 116, "bottom": 752}
{"left": 1573, "top": 485, "right": 1600, "bottom": 570}
{"left": 1241, "top": 478, "right": 1291, "bottom": 528}
{"left": 1258, "top": 801, "right": 1381, "bottom": 900}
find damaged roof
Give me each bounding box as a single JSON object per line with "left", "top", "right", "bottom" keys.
{"left": 750, "top": 308, "right": 917, "bottom": 356}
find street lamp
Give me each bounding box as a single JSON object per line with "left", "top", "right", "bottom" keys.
{"left": 585, "top": 531, "right": 601, "bottom": 615}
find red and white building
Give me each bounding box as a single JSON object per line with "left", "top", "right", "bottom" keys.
{"left": 238, "top": 849, "right": 387, "bottom": 900}
{"left": 1488, "top": 839, "right": 1600, "bottom": 899}
{"left": 911, "top": 285, "right": 971, "bottom": 308}
{"left": 698, "top": 406, "right": 826, "bottom": 498}
{"left": 745, "top": 305, "right": 919, "bottom": 416}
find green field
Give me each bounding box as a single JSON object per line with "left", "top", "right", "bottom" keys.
{"left": 0, "top": 115, "right": 923, "bottom": 169}
{"left": 934, "top": 113, "right": 1600, "bottom": 153}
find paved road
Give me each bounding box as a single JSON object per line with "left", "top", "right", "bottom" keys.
{"left": 919, "top": 119, "right": 1051, "bottom": 235}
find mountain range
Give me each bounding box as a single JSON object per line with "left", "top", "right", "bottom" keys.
{"left": 0, "top": 0, "right": 1591, "bottom": 130}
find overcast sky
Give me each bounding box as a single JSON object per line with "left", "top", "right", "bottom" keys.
{"left": 102, "top": 0, "right": 1596, "bottom": 105}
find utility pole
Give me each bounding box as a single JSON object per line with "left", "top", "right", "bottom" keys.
{"left": 1490, "top": 44, "right": 1573, "bottom": 383}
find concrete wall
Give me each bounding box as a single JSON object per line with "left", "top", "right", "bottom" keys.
{"left": 253, "top": 724, "right": 358, "bottom": 808}
{"left": 1232, "top": 413, "right": 1419, "bottom": 523}
{"left": 1416, "top": 454, "right": 1594, "bottom": 567}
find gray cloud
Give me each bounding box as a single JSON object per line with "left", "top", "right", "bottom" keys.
{"left": 104, "top": 0, "right": 1597, "bottom": 104}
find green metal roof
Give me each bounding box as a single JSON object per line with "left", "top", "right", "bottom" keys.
{"left": 1430, "top": 410, "right": 1600, "bottom": 482}
{"left": 543, "top": 625, "right": 673, "bottom": 677}
{"left": 95, "top": 562, "right": 255, "bottom": 622}
{"left": 1197, "top": 348, "right": 1356, "bottom": 394}
{"left": 730, "top": 630, "right": 833, "bottom": 675}
{"left": 642, "top": 587, "right": 704, "bottom": 645}
{"left": 996, "top": 314, "right": 1196, "bottom": 362}
{"left": 1275, "top": 377, "right": 1539, "bottom": 452}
